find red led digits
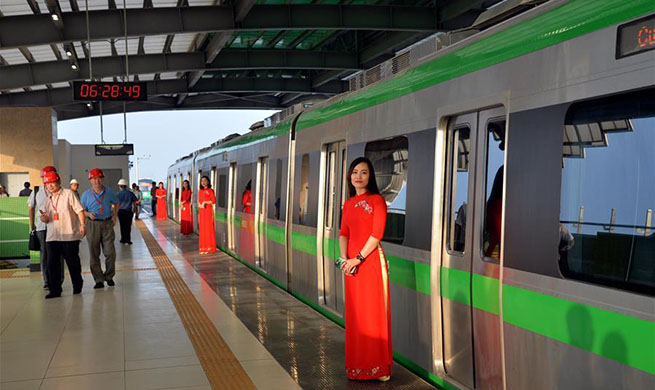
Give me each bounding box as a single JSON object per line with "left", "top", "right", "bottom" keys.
{"left": 80, "top": 84, "right": 89, "bottom": 97}
{"left": 101, "top": 84, "right": 110, "bottom": 98}
{"left": 90, "top": 84, "right": 98, "bottom": 98}
{"left": 132, "top": 85, "right": 141, "bottom": 98}
{"left": 110, "top": 84, "right": 120, "bottom": 98}
{"left": 73, "top": 81, "right": 146, "bottom": 101}
{"left": 638, "top": 25, "right": 655, "bottom": 48}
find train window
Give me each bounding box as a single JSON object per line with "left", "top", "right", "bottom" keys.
{"left": 217, "top": 171, "right": 227, "bottom": 208}
{"left": 237, "top": 163, "right": 254, "bottom": 214}
{"left": 560, "top": 89, "right": 654, "bottom": 295}
{"left": 272, "top": 159, "right": 283, "bottom": 220}
{"left": 447, "top": 127, "right": 470, "bottom": 253}
{"left": 482, "top": 120, "right": 506, "bottom": 261}
{"left": 299, "top": 154, "right": 310, "bottom": 225}
{"left": 365, "top": 136, "right": 408, "bottom": 245}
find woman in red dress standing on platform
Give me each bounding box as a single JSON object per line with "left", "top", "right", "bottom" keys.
{"left": 155, "top": 182, "right": 167, "bottom": 220}
{"left": 242, "top": 180, "right": 252, "bottom": 213}
{"left": 339, "top": 157, "right": 392, "bottom": 382}
{"left": 198, "top": 176, "right": 216, "bottom": 254}
{"left": 180, "top": 180, "right": 193, "bottom": 234}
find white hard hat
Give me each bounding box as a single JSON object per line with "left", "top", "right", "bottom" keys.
{"left": 70, "top": 179, "right": 78, "bottom": 185}
{"left": 118, "top": 178, "right": 128, "bottom": 186}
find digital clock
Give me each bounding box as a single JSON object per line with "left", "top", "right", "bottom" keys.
{"left": 616, "top": 14, "right": 655, "bottom": 59}
{"left": 72, "top": 81, "right": 148, "bottom": 101}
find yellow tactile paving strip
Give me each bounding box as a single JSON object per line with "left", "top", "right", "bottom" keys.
{"left": 136, "top": 220, "right": 256, "bottom": 390}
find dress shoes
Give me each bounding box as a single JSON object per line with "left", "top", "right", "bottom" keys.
{"left": 94, "top": 282, "right": 104, "bottom": 289}
{"left": 378, "top": 376, "right": 391, "bottom": 382}
{"left": 106, "top": 280, "right": 115, "bottom": 287}
{"left": 45, "top": 292, "right": 61, "bottom": 299}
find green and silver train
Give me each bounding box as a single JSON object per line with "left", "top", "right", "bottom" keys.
{"left": 168, "top": 1, "right": 654, "bottom": 388}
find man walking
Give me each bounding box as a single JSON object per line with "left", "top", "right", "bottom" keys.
{"left": 117, "top": 179, "right": 137, "bottom": 245}
{"left": 38, "top": 171, "right": 86, "bottom": 299}
{"left": 28, "top": 166, "right": 63, "bottom": 289}
{"left": 80, "top": 168, "right": 119, "bottom": 289}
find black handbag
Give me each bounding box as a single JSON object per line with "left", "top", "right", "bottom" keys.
{"left": 29, "top": 230, "right": 40, "bottom": 251}
{"left": 28, "top": 186, "right": 40, "bottom": 251}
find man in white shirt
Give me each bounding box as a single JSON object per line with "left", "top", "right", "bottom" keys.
{"left": 28, "top": 166, "right": 63, "bottom": 289}
{"left": 39, "top": 171, "right": 86, "bottom": 299}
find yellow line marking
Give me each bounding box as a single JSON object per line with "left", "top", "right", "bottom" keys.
{"left": 136, "top": 220, "right": 256, "bottom": 390}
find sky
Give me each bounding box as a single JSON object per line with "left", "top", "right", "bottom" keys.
{"left": 57, "top": 109, "right": 276, "bottom": 184}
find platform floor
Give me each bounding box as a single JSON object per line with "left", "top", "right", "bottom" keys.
{"left": 1, "top": 217, "right": 434, "bottom": 389}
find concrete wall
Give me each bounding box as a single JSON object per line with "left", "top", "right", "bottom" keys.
{"left": 0, "top": 107, "right": 57, "bottom": 195}
{"left": 60, "top": 143, "right": 129, "bottom": 194}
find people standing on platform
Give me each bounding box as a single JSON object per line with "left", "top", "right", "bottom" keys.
{"left": 117, "top": 179, "right": 137, "bottom": 245}
{"left": 132, "top": 183, "right": 143, "bottom": 220}
{"left": 338, "top": 157, "right": 392, "bottom": 382}
{"left": 242, "top": 180, "right": 252, "bottom": 213}
{"left": 80, "top": 168, "right": 119, "bottom": 289}
{"left": 155, "top": 182, "right": 167, "bottom": 220}
{"left": 0, "top": 186, "right": 8, "bottom": 197}
{"left": 198, "top": 176, "right": 216, "bottom": 254}
{"left": 180, "top": 180, "right": 193, "bottom": 235}
{"left": 28, "top": 166, "right": 63, "bottom": 289}
{"left": 38, "top": 171, "right": 86, "bottom": 299}
{"left": 69, "top": 179, "right": 80, "bottom": 199}
{"left": 150, "top": 182, "right": 157, "bottom": 217}
{"left": 19, "top": 182, "right": 32, "bottom": 197}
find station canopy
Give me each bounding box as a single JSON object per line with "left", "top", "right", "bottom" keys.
{"left": 0, "top": 0, "right": 519, "bottom": 120}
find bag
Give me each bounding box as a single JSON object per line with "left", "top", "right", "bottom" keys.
{"left": 29, "top": 230, "right": 40, "bottom": 251}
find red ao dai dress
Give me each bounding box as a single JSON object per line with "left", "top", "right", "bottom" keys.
{"left": 180, "top": 189, "right": 193, "bottom": 234}
{"left": 198, "top": 188, "right": 216, "bottom": 254}
{"left": 156, "top": 188, "right": 167, "bottom": 220}
{"left": 339, "top": 192, "right": 392, "bottom": 380}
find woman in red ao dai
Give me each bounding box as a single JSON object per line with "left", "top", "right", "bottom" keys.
{"left": 339, "top": 157, "right": 392, "bottom": 382}
{"left": 198, "top": 176, "right": 216, "bottom": 254}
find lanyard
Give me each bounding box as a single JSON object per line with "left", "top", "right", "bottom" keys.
{"left": 92, "top": 188, "right": 106, "bottom": 214}
{"left": 51, "top": 190, "right": 62, "bottom": 214}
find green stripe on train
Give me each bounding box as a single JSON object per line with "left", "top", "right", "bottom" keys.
{"left": 295, "top": 0, "right": 652, "bottom": 131}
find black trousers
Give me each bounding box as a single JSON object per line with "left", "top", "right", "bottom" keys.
{"left": 118, "top": 209, "right": 134, "bottom": 243}
{"left": 46, "top": 241, "right": 83, "bottom": 295}
{"left": 151, "top": 198, "right": 157, "bottom": 216}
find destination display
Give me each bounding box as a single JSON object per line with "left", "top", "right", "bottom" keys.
{"left": 95, "top": 144, "right": 134, "bottom": 156}
{"left": 616, "top": 14, "right": 655, "bottom": 59}
{"left": 73, "top": 81, "right": 147, "bottom": 101}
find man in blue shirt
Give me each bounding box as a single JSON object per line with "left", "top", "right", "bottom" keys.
{"left": 116, "top": 179, "right": 137, "bottom": 245}
{"left": 80, "top": 168, "right": 120, "bottom": 289}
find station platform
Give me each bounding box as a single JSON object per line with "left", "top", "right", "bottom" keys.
{"left": 1, "top": 217, "right": 434, "bottom": 390}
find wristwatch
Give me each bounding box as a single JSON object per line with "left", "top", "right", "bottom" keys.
{"left": 356, "top": 252, "right": 365, "bottom": 263}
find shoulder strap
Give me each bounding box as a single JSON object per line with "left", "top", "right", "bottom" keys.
{"left": 32, "top": 186, "right": 40, "bottom": 207}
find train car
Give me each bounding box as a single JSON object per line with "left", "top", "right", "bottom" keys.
{"left": 168, "top": 1, "right": 654, "bottom": 389}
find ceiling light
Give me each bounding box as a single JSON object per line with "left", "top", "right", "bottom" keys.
{"left": 87, "top": 103, "right": 92, "bottom": 108}
{"left": 66, "top": 50, "right": 72, "bottom": 57}
{"left": 71, "top": 64, "right": 78, "bottom": 70}
{"left": 51, "top": 14, "right": 59, "bottom": 21}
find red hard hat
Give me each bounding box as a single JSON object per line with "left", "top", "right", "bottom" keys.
{"left": 40, "top": 166, "right": 57, "bottom": 178}
{"left": 43, "top": 171, "right": 60, "bottom": 184}
{"left": 88, "top": 168, "right": 104, "bottom": 180}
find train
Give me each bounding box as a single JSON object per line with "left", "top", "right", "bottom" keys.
{"left": 167, "top": 1, "right": 655, "bottom": 389}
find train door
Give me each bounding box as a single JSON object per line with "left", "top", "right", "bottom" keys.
{"left": 227, "top": 163, "right": 237, "bottom": 251}
{"left": 441, "top": 107, "right": 505, "bottom": 389}
{"left": 255, "top": 157, "right": 268, "bottom": 269}
{"left": 319, "top": 141, "right": 347, "bottom": 314}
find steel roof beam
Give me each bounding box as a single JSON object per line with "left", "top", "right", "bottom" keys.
{"left": 0, "top": 77, "right": 347, "bottom": 107}
{"left": 0, "top": 50, "right": 359, "bottom": 90}
{"left": 55, "top": 94, "right": 282, "bottom": 120}
{"left": 0, "top": 5, "right": 440, "bottom": 49}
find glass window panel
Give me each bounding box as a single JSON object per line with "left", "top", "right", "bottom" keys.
{"left": 447, "top": 127, "right": 470, "bottom": 253}
{"left": 483, "top": 121, "right": 506, "bottom": 260}
{"left": 560, "top": 88, "right": 655, "bottom": 295}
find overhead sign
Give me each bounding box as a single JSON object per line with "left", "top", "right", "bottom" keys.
{"left": 616, "top": 14, "right": 655, "bottom": 59}
{"left": 73, "top": 81, "right": 147, "bottom": 101}
{"left": 95, "top": 144, "right": 134, "bottom": 156}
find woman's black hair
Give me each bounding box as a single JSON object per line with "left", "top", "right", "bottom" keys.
{"left": 346, "top": 157, "right": 380, "bottom": 198}
{"left": 245, "top": 180, "right": 251, "bottom": 191}
{"left": 158, "top": 182, "right": 164, "bottom": 186}
{"left": 182, "top": 180, "right": 190, "bottom": 190}
{"left": 200, "top": 175, "right": 212, "bottom": 189}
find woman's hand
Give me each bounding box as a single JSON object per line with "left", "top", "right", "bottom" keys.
{"left": 341, "top": 258, "right": 361, "bottom": 276}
